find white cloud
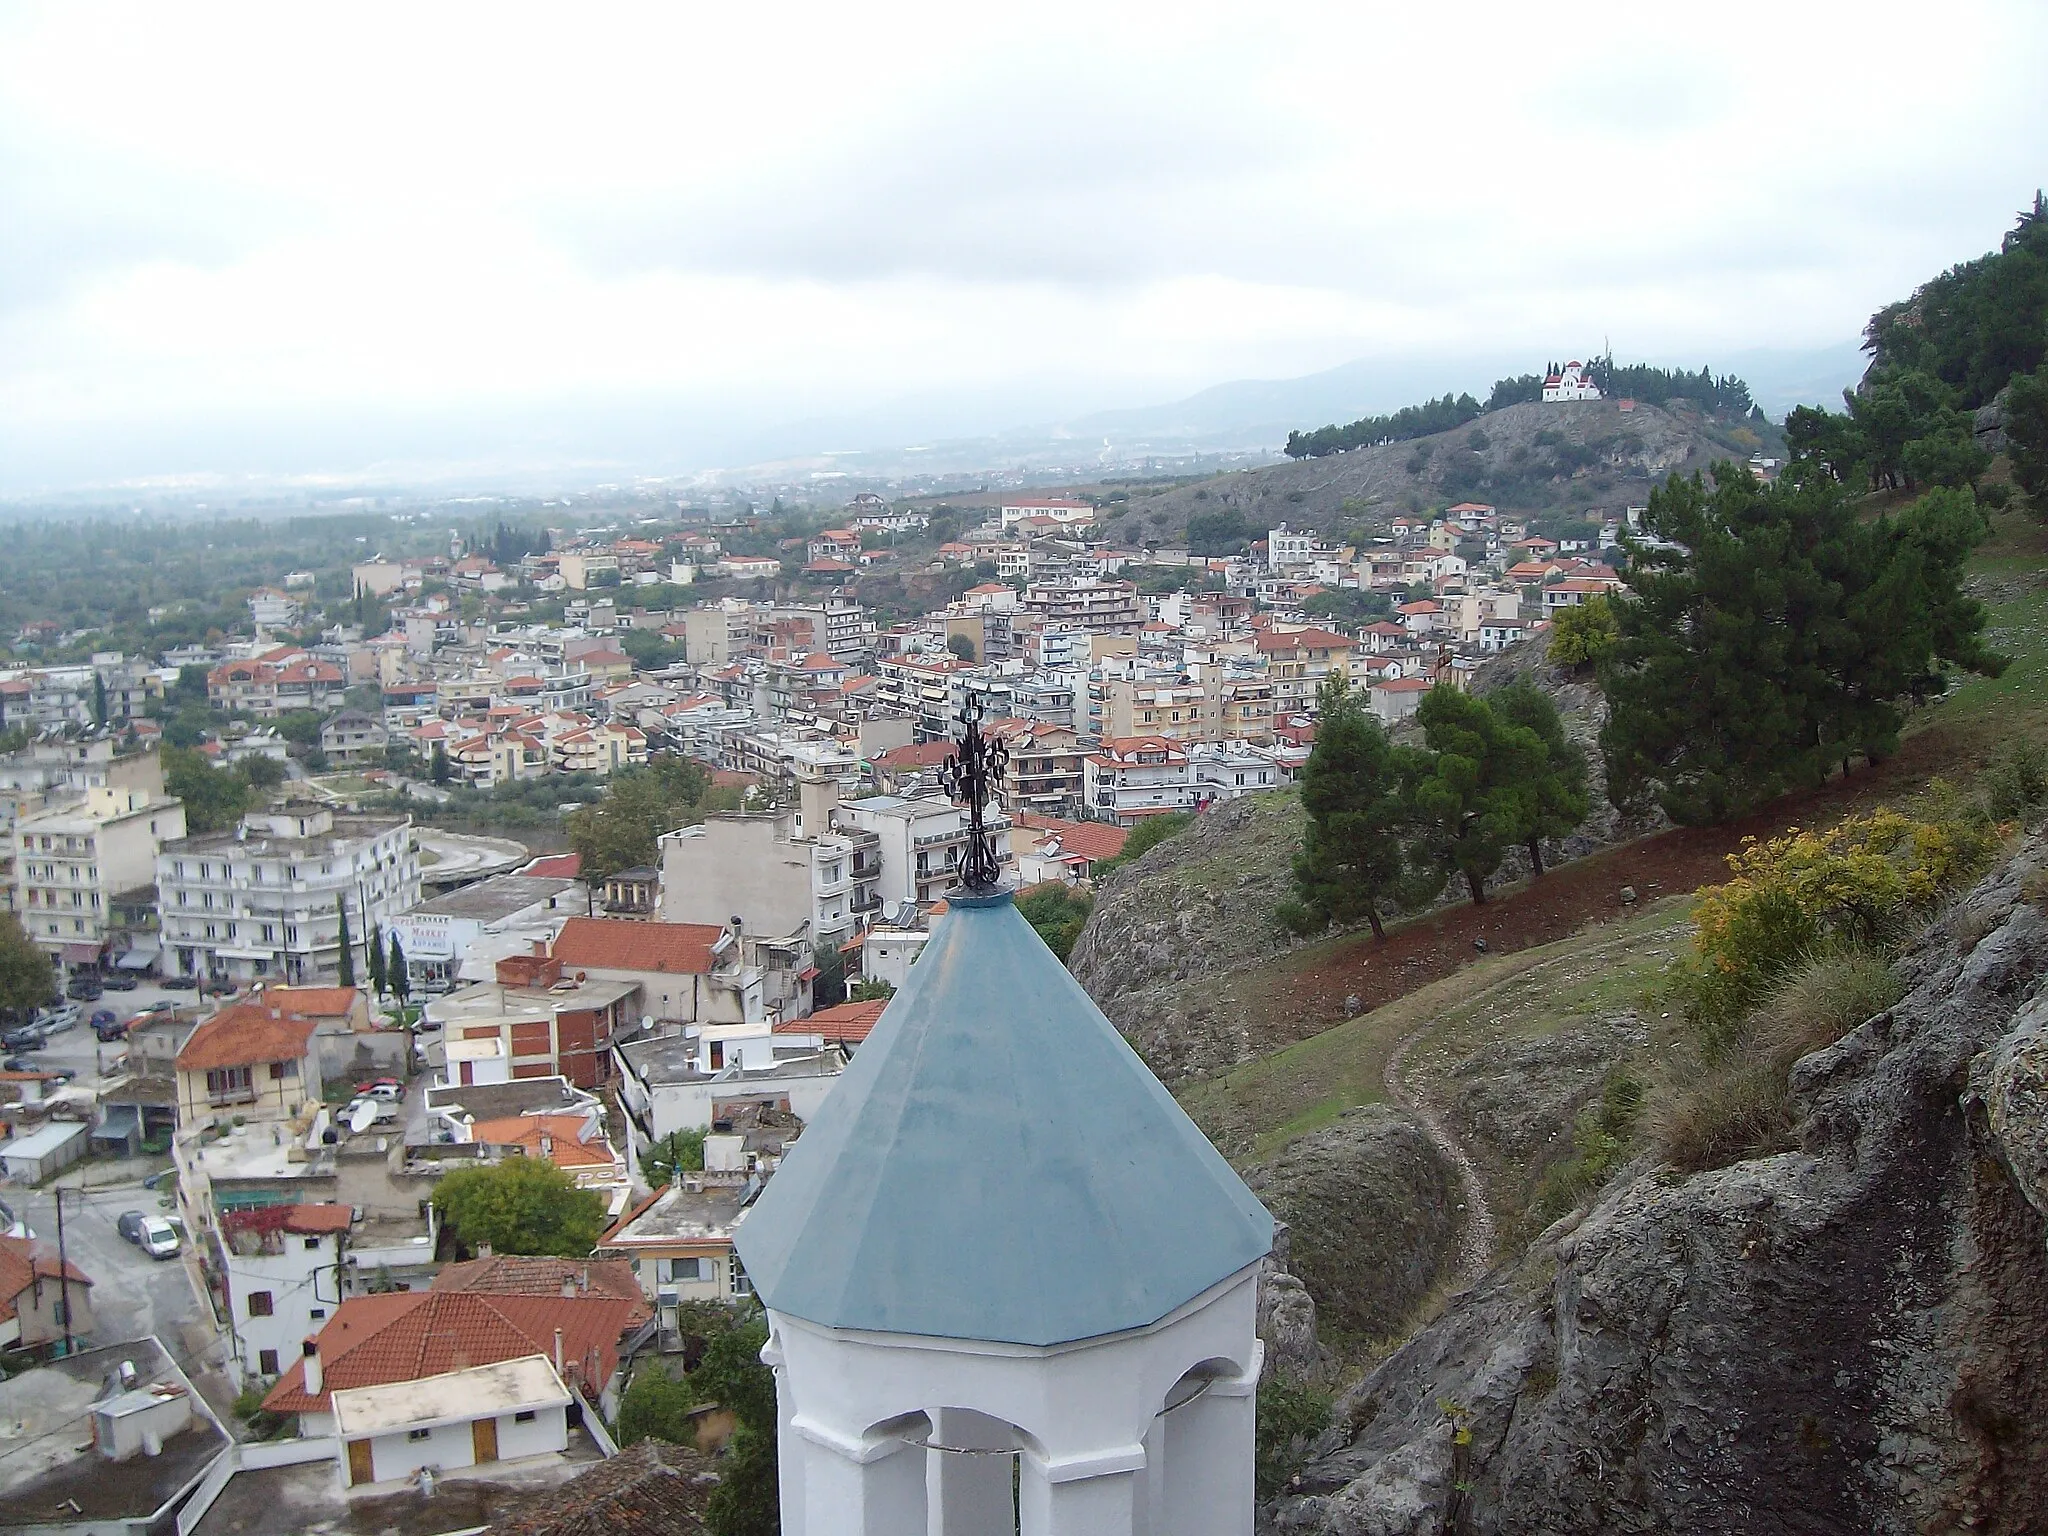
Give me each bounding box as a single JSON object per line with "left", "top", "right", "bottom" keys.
{"left": 1, "top": 0, "right": 2044, "bottom": 487}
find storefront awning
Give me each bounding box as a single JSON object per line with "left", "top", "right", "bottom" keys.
{"left": 116, "top": 945, "right": 160, "bottom": 971}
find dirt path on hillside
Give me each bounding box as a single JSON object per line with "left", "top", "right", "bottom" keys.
{"left": 1383, "top": 1022, "right": 1496, "bottom": 1288}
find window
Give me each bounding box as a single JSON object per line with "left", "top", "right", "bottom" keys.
{"left": 247, "top": 1290, "right": 273, "bottom": 1317}
{"left": 728, "top": 1257, "right": 753, "bottom": 1297}
{"left": 303, "top": 1236, "right": 320, "bottom": 1249}
{"left": 514, "top": 1410, "right": 538, "bottom": 1424}
{"left": 270, "top": 1059, "right": 298, "bottom": 1080}
{"left": 258, "top": 1348, "right": 279, "bottom": 1375}
{"left": 52, "top": 1299, "right": 70, "bottom": 1325}
{"left": 309, "top": 1308, "right": 326, "bottom": 1320}
{"left": 407, "top": 1428, "right": 432, "bottom": 1442}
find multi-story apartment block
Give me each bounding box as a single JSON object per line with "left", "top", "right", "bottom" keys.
{"left": 247, "top": 588, "right": 304, "bottom": 629}
{"left": 1101, "top": 678, "right": 1217, "bottom": 743}
{"left": 985, "top": 719, "right": 1089, "bottom": 816}
{"left": 1254, "top": 625, "right": 1358, "bottom": 716}
{"left": 1021, "top": 578, "right": 1140, "bottom": 635}
{"left": 832, "top": 792, "right": 1007, "bottom": 909}
{"left": 660, "top": 803, "right": 873, "bottom": 958}
{"left": 13, "top": 780, "right": 187, "bottom": 966}
{"left": 156, "top": 805, "right": 421, "bottom": 987}
{"left": 1084, "top": 737, "right": 1197, "bottom": 826}
{"left": 1190, "top": 741, "right": 1287, "bottom": 801}
{"left": 206, "top": 647, "right": 348, "bottom": 717}
{"left": 1266, "top": 524, "right": 1318, "bottom": 570}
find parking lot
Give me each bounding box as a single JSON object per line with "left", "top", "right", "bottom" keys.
{"left": 6, "top": 977, "right": 205, "bottom": 1086}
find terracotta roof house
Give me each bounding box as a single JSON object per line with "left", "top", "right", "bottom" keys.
{"left": 261, "top": 1290, "right": 642, "bottom": 1428}
{"left": 430, "top": 1255, "right": 651, "bottom": 1328}
{"left": 546, "top": 918, "right": 734, "bottom": 1025}
{"left": 775, "top": 998, "right": 888, "bottom": 1047}
{"left": 173, "top": 1003, "right": 322, "bottom": 1125}
{"left": 0, "top": 1234, "right": 94, "bottom": 1351}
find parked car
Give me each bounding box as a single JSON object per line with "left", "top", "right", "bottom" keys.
{"left": 36, "top": 1005, "right": 80, "bottom": 1034}
{"left": 100, "top": 971, "right": 138, "bottom": 991}
{"left": 3, "top": 1054, "right": 41, "bottom": 1072}
{"left": 137, "top": 1216, "right": 181, "bottom": 1259}
{"left": 136, "top": 999, "right": 176, "bottom": 1015}
{"left": 96, "top": 1017, "right": 130, "bottom": 1042}
{"left": 65, "top": 974, "right": 104, "bottom": 1001}
{"left": 160, "top": 973, "right": 200, "bottom": 991}
{"left": 37, "top": 1065, "right": 77, "bottom": 1084}
{"left": 116, "top": 1209, "right": 149, "bottom": 1245}
{"left": 357, "top": 1077, "right": 404, "bottom": 1099}
{"left": 199, "top": 978, "right": 237, "bottom": 998}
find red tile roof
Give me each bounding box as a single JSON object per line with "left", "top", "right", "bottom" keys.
{"left": 259, "top": 986, "right": 361, "bottom": 1020}
{"left": 1012, "top": 813, "right": 1129, "bottom": 864}
{"left": 430, "top": 1256, "right": 649, "bottom": 1326}
{"left": 873, "top": 741, "right": 954, "bottom": 770}
{"left": 0, "top": 1235, "right": 91, "bottom": 1325}
{"left": 550, "top": 917, "right": 724, "bottom": 975}
{"left": 261, "top": 1290, "right": 641, "bottom": 1414}
{"left": 522, "top": 853, "right": 584, "bottom": 878}
{"left": 776, "top": 999, "right": 887, "bottom": 1043}
{"left": 175, "top": 1003, "right": 317, "bottom": 1072}
{"left": 470, "top": 1114, "right": 616, "bottom": 1168}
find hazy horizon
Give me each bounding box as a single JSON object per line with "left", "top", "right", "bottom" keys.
{"left": 4, "top": 3, "right": 2044, "bottom": 498}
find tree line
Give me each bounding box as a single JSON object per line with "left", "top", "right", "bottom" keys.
{"left": 1790, "top": 194, "right": 2048, "bottom": 511}
{"left": 1283, "top": 356, "right": 1758, "bottom": 460}
{"left": 1283, "top": 676, "right": 1587, "bottom": 937}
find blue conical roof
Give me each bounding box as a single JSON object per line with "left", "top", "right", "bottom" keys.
{"left": 733, "top": 891, "right": 1273, "bottom": 1347}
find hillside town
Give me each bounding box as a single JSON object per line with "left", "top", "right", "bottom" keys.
{"left": 0, "top": 483, "right": 1646, "bottom": 1533}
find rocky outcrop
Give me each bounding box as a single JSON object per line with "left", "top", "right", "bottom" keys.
{"left": 1243, "top": 1109, "right": 1464, "bottom": 1345}
{"left": 1268, "top": 839, "right": 2048, "bottom": 1536}
{"left": 1069, "top": 790, "right": 1303, "bottom": 1008}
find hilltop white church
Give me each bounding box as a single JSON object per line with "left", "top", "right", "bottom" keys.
{"left": 1542, "top": 360, "right": 1602, "bottom": 402}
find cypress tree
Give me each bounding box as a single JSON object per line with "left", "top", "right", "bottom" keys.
{"left": 388, "top": 933, "right": 410, "bottom": 1004}
{"left": 366, "top": 921, "right": 387, "bottom": 997}
{"left": 337, "top": 909, "right": 356, "bottom": 988}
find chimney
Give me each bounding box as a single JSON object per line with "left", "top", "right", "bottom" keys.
{"left": 477, "top": 1241, "right": 493, "bottom": 1258}
{"left": 553, "top": 1328, "right": 564, "bottom": 1378}
{"left": 560, "top": 1274, "right": 577, "bottom": 1298}
{"left": 301, "top": 1338, "right": 323, "bottom": 1397}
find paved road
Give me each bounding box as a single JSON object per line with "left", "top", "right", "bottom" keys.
{"left": 11, "top": 1173, "right": 235, "bottom": 1411}
{"left": 413, "top": 829, "right": 529, "bottom": 884}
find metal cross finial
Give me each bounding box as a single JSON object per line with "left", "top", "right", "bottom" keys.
{"left": 938, "top": 694, "right": 1008, "bottom": 893}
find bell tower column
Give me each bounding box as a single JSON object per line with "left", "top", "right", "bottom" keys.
{"left": 797, "top": 1424, "right": 929, "bottom": 1535}
{"left": 1162, "top": 1356, "right": 1261, "bottom": 1536}
{"left": 1018, "top": 1457, "right": 1139, "bottom": 1536}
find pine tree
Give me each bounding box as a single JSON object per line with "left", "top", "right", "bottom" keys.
{"left": 366, "top": 921, "right": 387, "bottom": 998}
{"left": 1279, "top": 677, "right": 1433, "bottom": 940}
{"left": 1489, "top": 680, "right": 1590, "bottom": 875}
{"left": 1410, "top": 687, "right": 1548, "bottom": 905}
{"left": 337, "top": 909, "right": 356, "bottom": 988}
{"left": 388, "top": 933, "right": 410, "bottom": 1004}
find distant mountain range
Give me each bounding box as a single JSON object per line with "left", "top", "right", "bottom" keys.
{"left": 714, "top": 342, "right": 1870, "bottom": 485}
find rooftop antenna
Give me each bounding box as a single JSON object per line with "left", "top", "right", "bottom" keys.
{"left": 938, "top": 695, "right": 1009, "bottom": 894}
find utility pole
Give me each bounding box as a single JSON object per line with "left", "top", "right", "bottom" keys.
{"left": 53, "top": 1187, "right": 73, "bottom": 1357}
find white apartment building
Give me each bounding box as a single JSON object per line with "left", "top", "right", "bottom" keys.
{"left": 13, "top": 783, "right": 187, "bottom": 966}
{"left": 1191, "top": 741, "right": 1287, "bottom": 801}
{"left": 1267, "top": 524, "right": 1317, "bottom": 570}
{"left": 833, "top": 793, "right": 1009, "bottom": 909}
{"left": 219, "top": 1202, "right": 353, "bottom": 1386}
{"left": 157, "top": 806, "right": 421, "bottom": 986}
{"left": 999, "top": 498, "right": 1095, "bottom": 529}
{"left": 659, "top": 807, "right": 873, "bottom": 954}
{"left": 1084, "top": 737, "right": 1197, "bottom": 825}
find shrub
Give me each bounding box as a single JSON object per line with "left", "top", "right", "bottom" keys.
{"left": 1546, "top": 595, "right": 1617, "bottom": 668}
{"left": 1652, "top": 1056, "right": 1793, "bottom": 1173}
{"left": 1256, "top": 1373, "right": 1333, "bottom": 1499}
{"left": 1751, "top": 947, "right": 1903, "bottom": 1065}
{"left": 617, "top": 1363, "right": 698, "bottom": 1447}
{"left": 1979, "top": 737, "right": 2048, "bottom": 822}
{"left": 1679, "top": 810, "right": 1993, "bottom": 1046}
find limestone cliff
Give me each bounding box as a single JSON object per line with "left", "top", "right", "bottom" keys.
{"left": 1267, "top": 839, "right": 2048, "bottom": 1536}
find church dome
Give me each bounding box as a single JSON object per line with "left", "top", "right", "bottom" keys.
{"left": 734, "top": 889, "right": 1273, "bottom": 1347}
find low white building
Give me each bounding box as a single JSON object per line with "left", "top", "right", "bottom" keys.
{"left": 1542, "top": 360, "right": 1602, "bottom": 402}
{"left": 330, "top": 1355, "right": 572, "bottom": 1489}
{"left": 614, "top": 1029, "right": 842, "bottom": 1140}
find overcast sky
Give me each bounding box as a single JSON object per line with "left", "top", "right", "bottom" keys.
{"left": 3, "top": 1, "right": 2045, "bottom": 493}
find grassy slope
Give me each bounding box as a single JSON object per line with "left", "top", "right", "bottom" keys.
{"left": 1917, "top": 507, "right": 2048, "bottom": 759}
{"left": 1180, "top": 897, "right": 1691, "bottom": 1166}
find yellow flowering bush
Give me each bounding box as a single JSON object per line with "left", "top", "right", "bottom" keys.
{"left": 1683, "top": 810, "right": 1995, "bottom": 1044}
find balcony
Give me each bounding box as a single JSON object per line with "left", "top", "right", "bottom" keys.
{"left": 850, "top": 855, "right": 883, "bottom": 881}
{"left": 850, "top": 889, "right": 882, "bottom": 914}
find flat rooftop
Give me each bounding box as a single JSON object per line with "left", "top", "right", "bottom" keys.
{"left": 411, "top": 874, "right": 576, "bottom": 923}
{"left": 164, "top": 814, "right": 409, "bottom": 858}
{"left": 0, "top": 1338, "right": 228, "bottom": 1523}
{"left": 423, "top": 1075, "right": 591, "bottom": 1122}
{"left": 333, "top": 1356, "right": 568, "bottom": 1438}
{"left": 619, "top": 1034, "right": 839, "bottom": 1086}
{"left": 603, "top": 1182, "right": 747, "bottom": 1245}
{"left": 186, "top": 1434, "right": 606, "bottom": 1536}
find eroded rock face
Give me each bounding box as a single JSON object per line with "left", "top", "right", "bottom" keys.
{"left": 1244, "top": 1109, "right": 1464, "bottom": 1344}
{"left": 1268, "top": 841, "right": 2048, "bottom": 1536}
